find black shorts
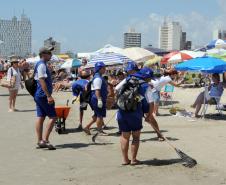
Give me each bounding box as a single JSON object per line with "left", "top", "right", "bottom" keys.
{"left": 80, "top": 102, "right": 88, "bottom": 111}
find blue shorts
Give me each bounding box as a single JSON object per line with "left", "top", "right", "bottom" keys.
{"left": 34, "top": 96, "right": 56, "bottom": 118}
{"left": 152, "top": 91, "right": 160, "bottom": 103}
{"left": 117, "top": 110, "right": 143, "bottom": 132}
{"left": 90, "top": 97, "right": 106, "bottom": 118}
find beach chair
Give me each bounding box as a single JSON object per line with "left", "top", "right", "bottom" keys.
{"left": 161, "top": 85, "right": 175, "bottom": 107}
{"left": 201, "top": 87, "right": 223, "bottom": 117}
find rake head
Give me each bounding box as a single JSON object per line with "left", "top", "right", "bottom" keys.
{"left": 175, "top": 148, "right": 197, "bottom": 168}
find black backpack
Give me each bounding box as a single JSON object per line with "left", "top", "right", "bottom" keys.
{"left": 25, "top": 65, "right": 38, "bottom": 97}
{"left": 117, "top": 76, "right": 145, "bottom": 112}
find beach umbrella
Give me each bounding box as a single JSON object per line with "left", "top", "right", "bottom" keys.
{"left": 120, "top": 47, "right": 155, "bottom": 63}
{"left": 206, "top": 39, "right": 226, "bottom": 49}
{"left": 161, "top": 51, "right": 180, "bottom": 64}
{"left": 168, "top": 50, "right": 206, "bottom": 64}
{"left": 72, "top": 59, "right": 82, "bottom": 67}
{"left": 94, "top": 44, "right": 124, "bottom": 54}
{"left": 175, "top": 57, "right": 226, "bottom": 73}
{"left": 61, "top": 59, "right": 81, "bottom": 69}
{"left": 87, "top": 53, "right": 130, "bottom": 68}
{"left": 144, "top": 56, "right": 162, "bottom": 67}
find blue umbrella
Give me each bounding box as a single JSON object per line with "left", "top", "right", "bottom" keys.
{"left": 175, "top": 57, "right": 226, "bottom": 73}
{"left": 207, "top": 39, "right": 226, "bottom": 49}
{"left": 72, "top": 59, "right": 82, "bottom": 68}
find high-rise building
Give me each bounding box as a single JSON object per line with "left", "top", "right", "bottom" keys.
{"left": 0, "top": 13, "right": 32, "bottom": 58}
{"left": 213, "top": 29, "right": 226, "bottom": 40}
{"left": 159, "top": 21, "right": 182, "bottom": 51}
{"left": 44, "top": 37, "right": 61, "bottom": 55}
{"left": 124, "top": 28, "right": 141, "bottom": 48}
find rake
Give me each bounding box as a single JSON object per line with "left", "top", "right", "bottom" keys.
{"left": 151, "top": 123, "right": 197, "bottom": 168}
{"left": 92, "top": 112, "right": 117, "bottom": 143}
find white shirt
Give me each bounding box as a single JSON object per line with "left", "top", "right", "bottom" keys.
{"left": 7, "top": 67, "right": 21, "bottom": 89}
{"left": 34, "top": 63, "right": 47, "bottom": 80}
{"left": 115, "top": 79, "right": 126, "bottom": 92}
{"left": 145, "top": 86, "right": 154, "bottom": 103}
{"left": 91, "top": 78, "right": 102, "bottom": 90}
{"left": 151, "top": 76, "right": 172, "bottom": 91}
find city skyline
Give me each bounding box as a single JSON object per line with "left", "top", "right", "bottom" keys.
{"left": 1, "top": 0, "right": 226, "bottom": 53}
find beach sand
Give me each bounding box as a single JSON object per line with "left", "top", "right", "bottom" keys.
{"left": 0, "top": 86, "right": 226, "bottom": 185}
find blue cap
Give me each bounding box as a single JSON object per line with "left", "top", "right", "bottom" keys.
{"left": 94, "top": 62, "right": 106, "bottom": 73}
{"left": 133, "top": 67, "right": 154, "bottom": 79}
{"left": 125, "top": 61, "right": 138, "bottom": 72}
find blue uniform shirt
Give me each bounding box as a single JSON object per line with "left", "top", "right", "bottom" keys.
{"left": 72, "top": 79, "right": 89, "bottom": 96}
{"left": 34, "top": 60, "right": 53, "bottom": 98}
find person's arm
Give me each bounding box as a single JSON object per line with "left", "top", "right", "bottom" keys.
{"left": 39, "top": 78, "right": 54, "bottom": 104}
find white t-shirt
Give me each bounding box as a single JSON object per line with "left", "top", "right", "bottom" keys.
{"left": 145, "top": 86, "right": 154, "bottom": 103}
{"left": 7, "top": 67, "right": 21, "bottom": 89}
{"left": 91, "top": 78, "right": 102, "bottom": 90}
{"left": 151, "top": 76, "right": 172, "bottom": 91}
{"left": 34, "top": 63, "right": 47, "bottom": 80}
{"left": 115, "top": 79, "right": 126, "bottom": 92}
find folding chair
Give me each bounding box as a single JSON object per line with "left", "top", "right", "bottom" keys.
{"left": 161, "top": 85, "right": 175, "bottom": 107}
{"left": 201, "top": 86, "right": 223, "bottom": 117}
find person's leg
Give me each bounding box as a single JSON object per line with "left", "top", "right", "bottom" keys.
{"left": 8, "top": 90, "right": 13, "bottom": 111}
{"left": 12, "top": 90, "right": 18, "bottom": 110}
{"left": 83, "top": 116, "right": 96, "bottom": 135}
{"left": 191, "top": 91, "right": 204, "bottom": 108}
{"left": 131, "top": 130, "right": 141, "bottom": 164}
{"left": 43, "top": 117, "right": 57, "bottom": 142}
{"left": 146, "top": 103, "right": 164, "bottom": 140}
{"left": 35, "top": 117, "right": 45, "bottom": 143}
{"left": 79, "top": 110, "right": 84, "bottom": 126}
{"left": 120, "top": 132, "right": 131, "bottom": 164}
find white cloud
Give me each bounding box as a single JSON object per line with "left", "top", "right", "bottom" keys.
{"left": 125, "top": 1, "right": 226, "bottom": 49}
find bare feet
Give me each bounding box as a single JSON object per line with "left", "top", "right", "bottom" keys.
{"left": 8, "top": 109, "right": 14, "bottom": 112}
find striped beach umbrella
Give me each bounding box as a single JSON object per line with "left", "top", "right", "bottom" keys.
{"left": 87, "top": 53, "right": 130, "bottom": 67}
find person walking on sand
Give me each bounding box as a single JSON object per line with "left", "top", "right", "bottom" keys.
{"left": 71, "top": 70, "right": 91, "bottom": 130}
{"left": 116, "top": 67, "right": 154, "bottom": 165}
{"left": 34, "top": 46, "right": 56, "bottom": 150}
{"left": 0, "top": 58, "right": 24, "bottom": 112}
{"left": 83, "top": 62, "right": 108, "bottom": 135}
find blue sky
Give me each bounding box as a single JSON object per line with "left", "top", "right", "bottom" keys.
{"left": 0, "top": 0, "right": 225, "bottom": 53}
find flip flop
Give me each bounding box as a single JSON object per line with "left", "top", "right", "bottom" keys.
{"left": 83, "top": 128, "right": 91, "bottom": 135}
{"left": 131, "top": 160, "right": 142, "bottom": 166}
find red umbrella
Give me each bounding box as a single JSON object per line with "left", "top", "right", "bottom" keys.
{"left": 161, "top": 51, "right": 180, "bottom": 64}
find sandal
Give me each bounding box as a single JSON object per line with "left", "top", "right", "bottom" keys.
{"left": 122, "top": 160, "right": 131, "bottom": 166}
{"left": 83, "top": 128, "right": 91, "bottom": 135}
{"left": 158, "top": 137, "right": 165, "bottom": 142}
{"left": 36, "top": 141, "right": 56, "bottom": 150}
{"left": 131, "top": 160, "right": 142, "bottom": 166}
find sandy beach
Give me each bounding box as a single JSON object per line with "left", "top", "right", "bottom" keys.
{"left": 1, "top": 86, "right": 226, "bottom": 185}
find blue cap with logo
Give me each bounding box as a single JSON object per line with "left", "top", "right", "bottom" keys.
{"left": 94, "top": 62, "right": 106, "bottom": 73}
{"left": 133, "top": 67, "right": 154, "bottom": 79}
{"left": 125, "top": 61, "right": 138, "bottom": 72}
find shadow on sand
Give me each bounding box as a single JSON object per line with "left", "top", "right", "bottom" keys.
{"left": 55, "top": 142, "right": 114, "bottom": 149}
{"left": 0, "top": 93, "right": 30, "bottom": 97}
{"left": 140, "top": 137, "right": 179, "bottom": 142}
{"left": 203, "top": 113, "right": 226, "bottom": 121}
{"left": 140, "top": 158, "right": 182, "bottom": 166}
